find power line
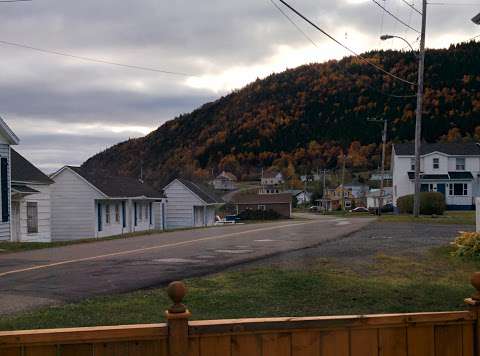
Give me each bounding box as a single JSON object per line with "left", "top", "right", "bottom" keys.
{"left": 277, "top": 0, "right": 417, "bottom": 86}
{"left": 0, "top": 0, "right": 32, "bottom": 2}
{"left": 0, "top": 39, "right": 194, "bottom": 77}
{"left": 429, "top": 2, "right": 480, "bottom": 6}
{"left": 269, "top": 0, "right": 318, "bottom": 48}
{"left": 400, "top": 0, "right": 422, "bottom": 15}
{"left": 371, "top": 0, "right": 420, "bottom": 33}
{"left": 269, "top": 0, "right": 415, "bottom": 98}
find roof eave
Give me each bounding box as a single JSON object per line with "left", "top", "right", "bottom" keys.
{"left": 0, "top": 117, "right": 19, "bottom": 145}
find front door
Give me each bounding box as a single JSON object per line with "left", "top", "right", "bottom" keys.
{"left": 11, "top": 201, "right": 20, "bottom": 242}
{"left": 437, "top": 184, "right": 446, "bottom": 200}
{"left": 194, "top": 206, "right": 204, "bottom": 227}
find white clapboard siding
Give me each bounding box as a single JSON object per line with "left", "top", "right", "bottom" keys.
{"left": 17, "top": 184, "right": 52, "bottom": 242}
{"left": 164, "top": 180, "right": 204, "bottom": 229}
{"left": 206, "top": 206, "right": 216, "bottom": 226}
{"left": 51, "top": 168, "right": 103, "bottom": 241}
{"left": 0, "top": 144, "right": 10, "bottom": 241}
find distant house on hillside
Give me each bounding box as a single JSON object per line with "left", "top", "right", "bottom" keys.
{"left": 287, "top": 189, "right": 312, "bottom": 205}
{"left": 261, "top": 170, "right": 284, "bottom": 194}
{"left": 11, "top": 149, "right": 54, "bottom": 242}
{"left": 50, "top": 166, "right": 165, "bottom": 241}
{"left": 392, "top": 142, "right": 480, "bottom": 210}
{"left": 316, "top": 183, "right": 369, "bottom": 211}
{"left": 163, "top": 178, "right": 224, "bottom": 229}
{"left": 233, "top": 193, "right": 292, "bottom": 218}
{"left": 0, "top": 117, "right": 20, "bottom": 242}
{"left": 366, "top": 187, "right": 393, "bottom": 209}
{"left": 212, "top": 171, "right": 237, "bottom": 191}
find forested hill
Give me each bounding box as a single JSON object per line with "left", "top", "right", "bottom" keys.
{"left": 83, "top": 41, "right": 480, "bottom": 188}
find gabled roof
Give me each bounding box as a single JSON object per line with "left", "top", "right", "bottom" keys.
{"left": 175, "top": 178, "right": 224, "bottom": 205}
{"left": 263, "top": 170, "right": 282, "bottom": 179}
{"left": 394, "top": 142, "right": 480, "bottom": 156}
{"left": 0, "top": 117, "right": 19, "bottom": 145}
{"left": 11, "top": 149, "right": 53, "bottom": 184}
{"left": 233, "top": 193, "right": 292, "bottom": 205}
{"left": 54, "top": 166, "right": 164, "bottom": 198}
{"left": 216, "top": 171, "right": 237, "bottom": 181}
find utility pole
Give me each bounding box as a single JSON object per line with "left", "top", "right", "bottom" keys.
{"left": 341, "top": 154, "right": 346, "bottom": 211}
{"left": 413, "top": 0, "right": 428, "bottom": 217}
{"left": 379, "top": 119, "right": 388, "bottom": 216}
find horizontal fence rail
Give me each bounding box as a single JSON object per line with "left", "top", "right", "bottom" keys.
{"left": 2, "top": 274, "right": 480, "bottom": 356}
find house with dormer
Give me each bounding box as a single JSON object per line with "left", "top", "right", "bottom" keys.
{"left": 392, "top": 142, "right": 480, "bottom": 210}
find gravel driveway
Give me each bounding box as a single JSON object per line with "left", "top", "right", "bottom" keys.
{"left": 240, "top": 222, "right": 474, "bottom": 270}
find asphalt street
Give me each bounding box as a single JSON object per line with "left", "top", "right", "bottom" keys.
{"left": 0, "top": 215, "right": 374, "bottom": 315}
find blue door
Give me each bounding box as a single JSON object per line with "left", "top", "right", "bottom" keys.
{"left": 437, "top": 184, "right": 446, "bottom": 199}
{"left": 97, "top": 202, "right": 102, "bottom": 232}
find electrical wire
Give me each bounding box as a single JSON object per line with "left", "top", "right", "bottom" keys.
{"left": 400, "top": 0, "right": 422, "bottom": 15}
{"left": 277, "top": 0, "right": 417, "bottom": 86}
{"left": 0, "top": 39, "right": 194, "bottom": 77}
{"left": 371, "top": 0, "right": 420, "bottom": 33}
{"left": 428, "top": 2, "right": 480, "bottom": 6}
{"left": 0, "top": 0, "right": 31, "bottom": 2}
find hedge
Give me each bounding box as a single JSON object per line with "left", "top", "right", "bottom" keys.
{"left": 397, "top": 192, "right": 446, "bottom": 215}
{"left": 238, "top": 209, "right": 282, "bottom": 220}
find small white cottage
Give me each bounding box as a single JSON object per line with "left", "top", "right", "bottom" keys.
{"left": 50, "top": 166, "right": 166, "bottom": 241}
{"left": 11, "top": 149, "right": 54, "bottom": 242}
{"left": 0, "top": 117, "right": 20, "bottom": 241}
{"left": 163, "top": 178, "right": 223, "bottom": 229}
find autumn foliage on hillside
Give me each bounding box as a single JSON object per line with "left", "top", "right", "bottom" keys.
{"left": 83, "top": 41, "right": 480, "bottom": 188}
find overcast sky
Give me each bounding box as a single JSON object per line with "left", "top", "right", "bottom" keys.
{"left": 0, "top": 0, "right": 478, "bottom": 172}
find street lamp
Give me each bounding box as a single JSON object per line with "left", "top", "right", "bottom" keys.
{"left": 472, "top": 12, "right": 480, "bottom": 25}
{"left": 380, "top": 34, "right": 416, "bottom": 53}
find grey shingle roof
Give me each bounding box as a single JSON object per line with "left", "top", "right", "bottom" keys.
{"left": 11, "top": 149, "right": 53, "bottom": 184}
{"left": 69, "top": 166, "right": 164, "bottom": 198}
{"left": 394, "top": 142, "right": 480, "bottom": 156}
{"left": 177, "top": 178, "right": 224, "bottom": 204}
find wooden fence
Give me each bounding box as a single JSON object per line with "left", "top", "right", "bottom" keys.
{"left": 3, "top": 275, "right": 480, "bottom": 356}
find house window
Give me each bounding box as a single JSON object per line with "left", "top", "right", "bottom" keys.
{"left": 145, "top": 204, "right": 149, "bottom": 220}
{"left": 115, "top": 204, "right": 120, "bottom": 223}
{"left": 105, "top": 204, "right": 111, "bottom": 224}
{"left": 433, "top": 158, "right": 439, "bottom": 169}
{"left": 450, "top": 183, "right": 468, "bottom": 196}
{"left": 27, "top": 202, "right": 38, "bottom": 234}
{"left": 456, "top": 158, "right": 466, "bottom": 171}
{"left": 410, "top": 158, "right": 415, "bottom": 171}
{"left": 258, "top": 205, "right": 266, "bottom": 211}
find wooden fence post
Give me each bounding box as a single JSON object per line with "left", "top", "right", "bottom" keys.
{"left": 465, "top": 272, "right": 480, "bottom": 356}
{"left": 166, "top": 281, "right": 191, "bottom": 356}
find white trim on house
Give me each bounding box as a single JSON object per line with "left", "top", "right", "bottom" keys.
{"left": 0, "top": 117, "right": 19, "bottom": 145}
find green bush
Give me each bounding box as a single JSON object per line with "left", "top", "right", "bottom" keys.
{"left": 397, "top": 192, "right": 446, "bottom": 215}
{"left": 238, "top": 209, "right": 281, "bottom": 220}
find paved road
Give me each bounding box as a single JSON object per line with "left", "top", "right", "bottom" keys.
{"left": 0, "top": 215, "right": 374, "bottom": 315}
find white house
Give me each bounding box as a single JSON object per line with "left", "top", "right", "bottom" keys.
{"left": 0, "top": 118, "right": 20, "bottom": 241}
{"left": 163, "top": 178, "right": 223, "bottom": 229}
{"left": 50, "top": 166, "right": 166, "bottom": 241}
{"left": 366, "top": 187, "right": 393, "bottom": 209}
{"left": 392, "top": 142, "right": 480, "bottom": 210}
{"left": 288, "top": 189, "right": 312, "bottom": 205}
{"left": 261, "top": 170, "right": 284, "bottom": 187}
{"left": 212, "top": 171, "right": 237, "bottom": 191}
{"left": 11, "top": 149, "right": 54, "bottom": 242}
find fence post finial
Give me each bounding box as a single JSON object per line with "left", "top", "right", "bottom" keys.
{"left": 466, "top": 272, "right": 480, "bottom": 306}
{"left": 167, "top": 281, "right": 187, "bottom": 314}
{"left": 166, "top": 281, "right": 190, "bottom": 356}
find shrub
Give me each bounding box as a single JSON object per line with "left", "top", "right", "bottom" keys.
{"left": 397, "top": 192, "right": 446, "bottom": 215}
{"left": 451, "top": 231, "right": 480, "bottom": 257}
{"left": 238, "top": 209, "right": 281, "bottom": 220}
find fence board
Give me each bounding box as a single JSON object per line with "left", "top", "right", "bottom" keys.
{"left": 261, "top": 333, "right": 291, "bottom": 356}
{"left": 463, "top": 324, "right": 474, "bottom": 356}
{"left": 60, "top": 344, "right": 94, "bottom": 356}
{"left": 379, "top": 327, "right": 407, "bottom": 356}
{"left": 94, "top": 342, "right": 129, "bottom": 356}
{"left": 25, "top": 346, "right": 57, "bottom": 356}
{"left": 291, "top": 331, "right": 320, "bottom": 356}
{"left": 320, "top": 330, "right": 348, "bottom": 356}
{"left": 351, "top": 328, "right": 379, "bottom": 356}
{"left": 188, "top": 338, "right": 200, "bottom": 356}
{"left": 407, "top": 325, "right": 434, "bottom": 356}
{"left": 232, "top": 334, "right": 261, "bottom": 356}
{"left": 200, "top": 336, "right": 231, "bottom": 356}
{"left": 435, "top": 325, "right": 463, "bottom": 356}
{"left": 2, "top": 347, "right": 22, "bottom": 356}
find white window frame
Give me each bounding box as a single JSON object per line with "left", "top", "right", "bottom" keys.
{"left": 433, "top": 158, "right": 439, "bottom": 170}
{"left": 115, "top": 204, "right": 120, "bottom": 223}
{"left": 456, "top": 158, "right": 466, "bottom": 171}
{"left": 449, "top": 183, "right": 468, "bottom": 196}
{"left": 410, "top": 158, "right": 415, "bottom": 171}
{"left": 105, "top": 204, "right": 111, "bottom": 224}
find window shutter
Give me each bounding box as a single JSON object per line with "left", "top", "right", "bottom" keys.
{"left": 1, "top": 157, "right": 9, "bottom": 222}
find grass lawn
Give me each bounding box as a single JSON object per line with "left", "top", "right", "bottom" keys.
{"left": 1, "top": 244, "right": 478, "bottom": 331}
{"left": 380, "top": 211, "right": 475, "bottom": 225}
{"left": 0, "top": 229, "right": 167, "bottom": 254}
